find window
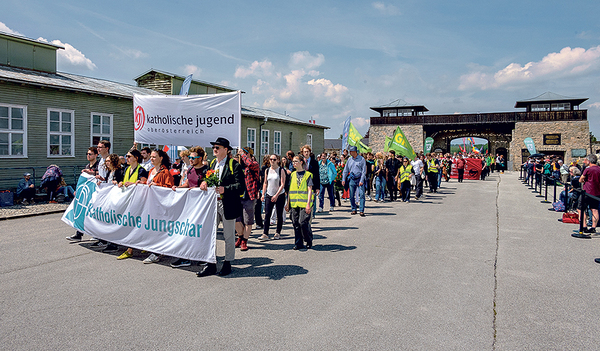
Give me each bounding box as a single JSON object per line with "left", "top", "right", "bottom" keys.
{"left": 273, "top": 131, "right": 281, "bottom": 155}
{"left": 551, "top": 103, "right": 570, "bottom": 111}
{"left": 531, "top": 104, "right": 550, "bottom": 112}
{"left": 91, "top": 113, "right": 113, "bottom": 146}
{"left": 306, "top": 134, "right": 312, "bottom": 149}
{"left": 48, "top": 108, "right": 74, "bottom": 157}
{"left": 0, "top": 104, "right": 26, "bottom": 157}
{"left": 247, "top": 128, "right": 256, "bottom": 151}
{"left": 261, "top": 129, "right": 269, "bottom": 156}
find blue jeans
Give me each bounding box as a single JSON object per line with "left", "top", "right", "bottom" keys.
{"left": 375, "top": 177, "right": 386, "bottom": 201}
{"left": 319, "top": 183, "right": 335, "bottom": 209}
{"left": 437, "top": 171, "right": 442, "bottom": 188}
{"left": 349, "top": 178, "right": 365, "bottom": 213}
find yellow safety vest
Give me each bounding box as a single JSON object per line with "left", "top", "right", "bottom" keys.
{"left": 427, "top": 159, "right": 438, "bottom": 173}
{"left": 399, "top": 165, "right": 413, "bottom": 183}
{"left": 289, "top": 171, "right": 313, "bottom": 208}
{"left": 123, "top": 164, "right": 142, "bottom": 183}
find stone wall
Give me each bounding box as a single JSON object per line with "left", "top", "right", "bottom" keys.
{"left": 368, "top": 124, "right": 424, "bottom": 154}
{"left": 509, "top": 120, "right": 590, "bottom": 169}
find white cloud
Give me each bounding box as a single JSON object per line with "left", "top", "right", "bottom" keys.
{"left": 352, "top": 117, "right": 370, "bottom": 128}
{"left": 234, "top": 60, "right": 274, "bottom": 78}
{"left": 372, "top": 2, "right": 401, "bottom": 16}
{"left": 459, "top": 45, "right": 600, "bottom": 90}
{"left": 235, "top": 52, "right": 352, "bottom": 123}
{"left": 289, "top": 51, "right": 325, "bottom": 70}
{"left": 183, "top": 64, "right": 202, "bottom": 76}
{"left": 37, "top": 37, "right": 97, "bottom": 71}
{"left": 0, "top": 22, "right": 22, "bottom": 36}
{"left": 589, "top": 102, "right": 600, "bottom": 110}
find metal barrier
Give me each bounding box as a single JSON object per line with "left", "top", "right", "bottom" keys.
{"left": 0, "top": 165, "right": 87, "bottom": 191}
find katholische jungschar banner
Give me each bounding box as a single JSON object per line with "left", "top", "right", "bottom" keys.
{"left": 62, "top": 174, "right": 218, "bottom": 263}
{"left": 133, "top": 91, "right": 241, "bottom": 147}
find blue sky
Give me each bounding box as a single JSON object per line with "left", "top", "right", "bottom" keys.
{"left": 3, "top": 0, "right": 600, "bottom": 140}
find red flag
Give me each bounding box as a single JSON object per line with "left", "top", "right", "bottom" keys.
{"left": 163, "top": 145, "right": 170, "bottom": 152}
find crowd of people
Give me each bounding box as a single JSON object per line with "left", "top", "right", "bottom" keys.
{"left": 59, "top": 137, "right": 501, "bottom": 277}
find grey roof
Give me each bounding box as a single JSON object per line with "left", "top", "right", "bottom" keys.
{"left": 371, "top": 99, "right": 429, "bottom": 113}
{"left": 242, "top": 106, "right": 329, "bottom": 129}
{"left": 515, "top": 92, "right": 588, "bottom": 107}
{"left": 133, "top": 68, "right": 236, "bottom": 92}
{"left": 324, "top": 139, "right": 342, "bottom": 149}
{"left": 0, "top": 65, "right": 163, "bottom": 99}
{"left": 0, "top": 31, "right": 64, "bottom": 50}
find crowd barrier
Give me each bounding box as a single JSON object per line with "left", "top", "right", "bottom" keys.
{"left": 520, "top": 165, "right": 600, "bottom": 239}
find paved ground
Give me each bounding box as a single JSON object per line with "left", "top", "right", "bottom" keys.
{"left": 0, "top": 202, "right": 70, "bottom": 220}
{"left": 1, "top": 172, "right": 599, "bottom": 350}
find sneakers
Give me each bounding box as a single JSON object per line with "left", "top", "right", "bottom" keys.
{"left": 102, "top": 244, "right": 119, "bottom": 253}
{"left": 143, "top": 253, "right": 160, "bottom": 264}
{"left": 274, "top": 233, "right": 281, "bottom": 240}
{"left": 584, "top": 227, "right": 597, "bottom": 233}
{"left": 22, "top": 199, "right": 29, "bottom": 205}
{"left": 258, "top": 234, "right": 270, "bottom": 241}
{"left": 117, "top": 251, "right": 132, "bottom": 260}
{"left": 317, "top": 207, "right": 323, "bottom": 213}
{"left": 170, "top": 258, "right": 191, "bottom": 268}
{"left": 90, "top": 240, "right": 106, "bottom": 248}
{"left": 66, "top": 234, "right": 82, "bottom": 242}
{"left": 235, "top": 236, "right": 242, "bottom": 248}
{"left": 240, "top": 239, "right": 248, "bottom": 251}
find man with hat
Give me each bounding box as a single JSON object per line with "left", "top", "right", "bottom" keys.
{"left": 342, "top": 145, "right": 367, "bottom": 216}
{"left": 196, "top": 137, "right": 245, "bottom": 277}
{"left": 17, "top": 173, "right": 35, "bottom": 205}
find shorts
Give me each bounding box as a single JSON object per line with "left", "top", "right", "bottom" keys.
{"left": 236, "top": 199, "right": 256, "bottom": 225}
{"left": 578, "top": 194, "right": 600, "bottom": 211}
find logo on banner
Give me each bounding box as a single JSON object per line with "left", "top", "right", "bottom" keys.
{"left": 64, "top": 176, "right": 97, "bottom": 231}
{"left": 134, "top": 106, "right": 145, "bottom": 131}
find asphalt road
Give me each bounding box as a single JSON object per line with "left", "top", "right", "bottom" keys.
{"left": 1, "top": 172, "right": 599, "bottom": 350}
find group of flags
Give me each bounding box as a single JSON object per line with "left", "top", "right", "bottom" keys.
{"left": 341, "top": 116, "right": 416, "bottom": 159}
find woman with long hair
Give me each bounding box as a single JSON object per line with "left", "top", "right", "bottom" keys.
{"left": 286, "top": 155, "right": 314, "bottom": 250}
{"left": 258, "top": 154, "right": 286, "bottom": 241}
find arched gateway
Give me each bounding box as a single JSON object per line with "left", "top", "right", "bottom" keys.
{"left": 368, "top": 93, "right": 591, "bottom": 170}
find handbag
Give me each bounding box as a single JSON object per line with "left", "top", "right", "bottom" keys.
{"left": 552, "top": 200, "right": 565, "bottom": 212}
{"left": 562, "top": 212, "right": 579, "bottom": 224}
{"left": 0, "top": 190, "right": 14, "bottom": 207}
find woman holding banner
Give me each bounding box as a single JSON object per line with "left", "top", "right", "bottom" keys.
{"left": 142, "top": 150, "right": 174, "bottom": 264}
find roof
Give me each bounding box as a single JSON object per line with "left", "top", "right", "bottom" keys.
{"left": 0, "top": 65, "right": 163, "bottom": 99}
{"left": 370, "top": 99, "right": 429, "bottom": 113}
{"left": 133, "top": 68, "right": 236, "bottom": 92}
{"left": 324, "top": 138, "right": 369, "bottom": 149}
{"left": 515, "top": 92, "right": 588, "bottom": 108}
{"left": 0, "top": 31, "right": 64, "bottom": 50}
{"left": 242, "top": 106, "right": 329, "bottom": 129}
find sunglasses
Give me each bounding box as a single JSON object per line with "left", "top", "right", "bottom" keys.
{"left": 270, "top": 158, "right": 277, "bottom": 161}
{"left": 189, "top": 156, "right": 200, "bottom": 160}
{"left": 212, "top": 145, "right": 222, "bottom": 150}
{"left": 126, "top": 155, "right": 133, "bottom": 158}
{"left": 86, "top": 153, "right": 95, "bottom": 155}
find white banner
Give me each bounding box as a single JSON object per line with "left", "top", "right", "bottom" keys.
{"left": 133, "top": 91, "right": 241, "bottom": 147}
{"left": 62, "top": 174, "right": 217, "bottom": 263}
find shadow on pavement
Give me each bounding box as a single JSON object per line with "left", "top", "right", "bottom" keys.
{"left": 313, "top": 226, "right": 359, "bottom": 232}
{"left": 310, "top": 244, "right": 357, "bottom": 252}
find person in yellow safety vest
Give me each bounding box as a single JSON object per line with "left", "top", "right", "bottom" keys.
{"left": 426, "top": 152, "right": 441, "bottom": 193}
{"left": 396, "top": 157, "right": 415, "bottom": 202}
{"left": 285, "top": 155, "right": 314, "bottom": 250}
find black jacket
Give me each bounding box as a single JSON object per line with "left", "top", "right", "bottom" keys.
{"left": 213, "top": 156, "right": 246, "bottom": 220}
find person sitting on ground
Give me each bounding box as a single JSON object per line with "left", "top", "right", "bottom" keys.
{"left": 17, "top": 173, "right": 35, "bottom": 205}
{"left": 56, "top": 177, "right": 75, "bottom": 201}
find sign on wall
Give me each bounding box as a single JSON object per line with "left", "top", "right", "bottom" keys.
{"left": 133, "top": 91, "right": 241, "bottom": 147}
{"left": 543, "top": 133, "right": 561, "bottom": 145}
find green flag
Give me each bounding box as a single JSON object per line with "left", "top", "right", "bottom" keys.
{"left": 347, "top": 122, "right": 372, "bottom": 153}
{"left": 389, "top": 126, "right": 416, "bottom": 159}
{"left": 384, "top": 136, "right": 393, "bottom": 152}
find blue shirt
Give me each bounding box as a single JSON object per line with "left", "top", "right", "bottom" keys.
{"left": 342, "top": 155, "right": 367, "bottom": 184}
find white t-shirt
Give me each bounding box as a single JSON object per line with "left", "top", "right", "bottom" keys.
{"left": 141, "top": 159, "right": 152, "bottom": 172}
{"left": 98, "top": 156, "right": 108, "bottom": 180}
{"left": 266, "top": 167, "right": 285, "bottom": 197}
{"left": 411, "top": 159, "right": 423, "bottom": 175}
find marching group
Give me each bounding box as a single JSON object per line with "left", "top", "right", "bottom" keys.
{"left": 58, "top": 137, "right": 496, "bottom": 277}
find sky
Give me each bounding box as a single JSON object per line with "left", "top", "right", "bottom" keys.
{"left": 2, "top": 0, "right": 600, "bottom": 141}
